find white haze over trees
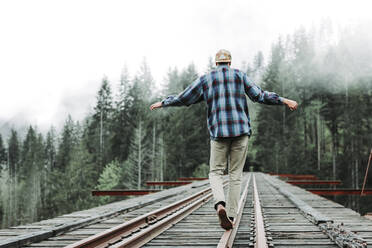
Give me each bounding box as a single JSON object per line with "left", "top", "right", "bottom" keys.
{"left": 0, "top": 0, "right": 371, "bottom": 134}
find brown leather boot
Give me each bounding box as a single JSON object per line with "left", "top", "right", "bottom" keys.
{"left": 217, "top": 204, "right": 233, "bottom": 230}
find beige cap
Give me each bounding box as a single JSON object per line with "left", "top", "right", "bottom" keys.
{"left": 215, "top": 49, "right": 232, "bottom": 63}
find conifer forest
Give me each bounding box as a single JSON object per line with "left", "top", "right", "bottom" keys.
{"left": 0, "top": 23, "right": 371, "bottom": 228}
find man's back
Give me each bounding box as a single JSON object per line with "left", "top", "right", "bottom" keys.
{"left": 202, "top": 65, "right": 251, "bottom": 139}
{"left": 161, "top": 64, "right": 284, "bottom": 139}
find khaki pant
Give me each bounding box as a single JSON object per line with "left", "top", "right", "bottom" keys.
{"left": 209, "top": 135, "right": 249, "bottom": 218}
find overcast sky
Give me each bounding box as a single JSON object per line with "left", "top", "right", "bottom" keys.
{"left": 0, "top": 0, "right": 371, "bottom": 131}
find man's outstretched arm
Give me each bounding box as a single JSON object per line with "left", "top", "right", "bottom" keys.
{"left": 150, "top": 76, "right": 204, "bottom": 110}
{"left": 243, "top": 73, "right": 298, "bottom": 111}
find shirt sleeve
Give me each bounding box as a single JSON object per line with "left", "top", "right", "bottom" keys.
{"left": 242, "top": 73, "right": 284, "bottom": 105}
{"left": 161, "top": 76, "right": 204, "bottom": 107}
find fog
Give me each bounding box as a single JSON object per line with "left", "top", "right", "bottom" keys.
{"left": 0, "top": 0, "right": 372, "bottom": 134}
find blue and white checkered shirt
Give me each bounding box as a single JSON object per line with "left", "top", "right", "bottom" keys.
{"left": 161, "top": 65, "right": 284, "bottom": 140}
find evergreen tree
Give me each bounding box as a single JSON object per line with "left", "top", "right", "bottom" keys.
{"left": 253, "top": 41, "right": 286, "bottom": 172}
{"left": 137, "top": 58, "right": 155, "bottom": 99}
{"left": 19, "top": 126, "right": 45, "bottom": 222}
{"left": 124, "top": 120, "right": 150, "bottom": 189}
{"left": 86, "top": 76, "right": 114, "bottom": 174}
{"left": 0, "top": 134, "right": 6, "bottom": 225}
{"left": 4, "top": 130, "right": 20, "bottom": 226}
{"left": 45, "top": 127, "right": 56, "bottom": 171}
{"left": 110, "top": 66, "right": 133, "bottom": 162}
{"left": 56, "top": 116, "right": 76, "bottom": 172}
{"left": 0, "top": 134, "right": 7, "bottom": 172}
{"left": 164, "top": 64, "right": 209, "bottom": 178}
{"left": 206, "top": 56, "right": 216, "bottom": 72}
{"left": 65, "top": 140, "right": 97, "bottom": 212}
{"left": 97, "top": 160, "right": 123, "bottom": 203}
{"left": 251, "top": 51, "right": 265, "bottom": 81}
{"left": 8, "top": 129, "right": 20, "bottom": 178}
{"left": 19, "top": 126, "right": 37, "bottom": 178}
{"left": 40, "top": 127, "right": 56, "bottom": 219}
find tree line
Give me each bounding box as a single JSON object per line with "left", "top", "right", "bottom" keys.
{"left": 251, "top": 22, "right": 372, "bottom": 214}
{"left": 0, "top": 59, "right": 211, "bottom": 228}
{"left": 1, "top": 21, "right": 371, "bottom": 227}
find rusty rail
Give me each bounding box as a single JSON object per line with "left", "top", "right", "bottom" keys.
{"left": 287, "top": 180, "right": 341, "bottom": 185}
{"left": 217, "top": 174, "right": 252, "bottom": 248}
{"left": 308, "top": 188, "right": 372, "bottom": 195}
{"left": 270, "top": 173, "right": 318, "bottom": 180}
{"left": 178, "top": 177, "right": 208, "bottom": 181}
{"left": 361, "top": 148, "right": 372, "bottom": 196}
{"left": 92, "top": 189, "right": 160, "bottom": 196}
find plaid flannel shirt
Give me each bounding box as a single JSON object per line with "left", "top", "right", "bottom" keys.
{"left": 161, "top": 65, "right": 284, "bottom": 140}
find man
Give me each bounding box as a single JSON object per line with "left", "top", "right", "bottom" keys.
{"left": 150, "top": 49, "right": 298, "bottom": 230}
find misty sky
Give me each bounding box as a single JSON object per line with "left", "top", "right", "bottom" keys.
{"left": 0, "top": 0, "right": 371, "bottom": 131}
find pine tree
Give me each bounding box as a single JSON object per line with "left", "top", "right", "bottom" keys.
{"left": 164, "top": 64, "right": 209, "bottom": 178}
{"left": 8, "top": 129, "right": 20, "bottom": 178}
{"left": 137, "top": 58, "right": 155, "bottom": 99}
{"left": 110, "top": 66, "right": 133, "bottom": 162}
{"left": 0, "top": 134, "right": 7, "bottom": 173}
{"left": 40, "top": 127, "right": 56, "bottom": 219}
{"left": 65, "top": 140, "right": 96, "bottom": 212}
{"left": 253, "top": 41, "right": 286, "bottom": 172}
{"left": 206, "top": 56, "right": 216, "bottom": 72}
{"left": 5, "top": 129, "right": 20, "bottom": 226}
{"left": 0, "top": 134, "right": 6, "bottom": 226}
{"left": 45, "top": 127, "right": 56, "bottom": 171}
{"left": 251, "top": 51, "right": 265, "bottom": 81}
{"left": 97, "top": 160, "right": 123, "bottom": 204}
{"left": 19, "top": 126, "right": 45, "bottom": 223}
{"left": 86, "top": 76, "right": 114, "bottom": 174}
{"left": 124, "top": 120, "right": 150, "bottom": 189}
{"left": 56, "top": 116, "right": 76, "bottom": 172}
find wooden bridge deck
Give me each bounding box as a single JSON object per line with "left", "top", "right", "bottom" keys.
{"left": 0, "top": 173, "right": 371, "bottom": 248}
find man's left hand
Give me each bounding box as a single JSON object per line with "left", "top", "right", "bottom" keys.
{"left": 284, "top": 99, "right": 298, "bottom": 111}
{"left": 150, "top": 102, "right": 162, "bottom": 110}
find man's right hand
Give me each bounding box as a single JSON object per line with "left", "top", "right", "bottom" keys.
{"left": 150, "top": 102, "right": 162, "bottom": 110}
{"left": 283, "top": 98, "right": 298, "bottom": 111}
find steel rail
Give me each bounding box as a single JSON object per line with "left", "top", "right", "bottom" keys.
{"left": 217, "top": 174, "right": 252, "bottom": 248}
{"left": 253, "top": 174, "right": 268, "bottom": 248}
{"left": 66, "top": 181, "right": 227, "bottom": 248}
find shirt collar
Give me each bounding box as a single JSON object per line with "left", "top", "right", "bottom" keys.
{"left": 217, "top": 64, "right": 230, "bottom": 69}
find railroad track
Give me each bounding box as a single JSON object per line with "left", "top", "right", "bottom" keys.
{"left": 7, "top": 172, "right": 372, "bottom": 247}
{"left": 64, "top": 184, "right": 220, "bottom": 248}
{"left": 58, "top": 173, "right": 267, "bottom": 247}
{"left": 14, "top": 179, "right": 213, "bottom": 248}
